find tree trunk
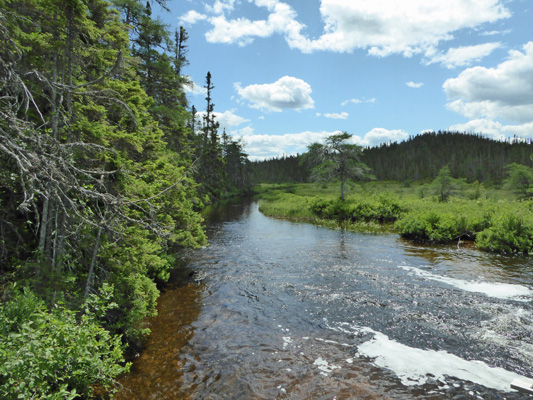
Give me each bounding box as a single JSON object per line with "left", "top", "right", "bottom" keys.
{"left": 84, "top": 224, "right": 103, "bottom": 298}
{"left": 52, "top": 209, "right": 66, "bottom": 271}
{"left": 38, "top": 195, "right": 50, "bottom": 256}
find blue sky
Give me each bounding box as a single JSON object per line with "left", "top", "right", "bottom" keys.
{"left": 156, "top": 0, "right": 532, "bottom": 160}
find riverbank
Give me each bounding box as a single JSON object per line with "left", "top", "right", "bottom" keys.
{"left": 255, "top": 182, "right": 533, "bottom": 254}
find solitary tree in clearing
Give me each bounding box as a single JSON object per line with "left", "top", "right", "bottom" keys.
{"left": 431, "top": 165, "right": 465, "bottom": 202}
{"left": 303, "top": 132, "right": 374, "bottom": 201}
{"left": 505, "top": 163, "right": 533, "bottom": 199}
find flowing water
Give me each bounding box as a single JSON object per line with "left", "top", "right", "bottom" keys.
{"left": 117, "top": 201, "right": 533, "bottom": 399}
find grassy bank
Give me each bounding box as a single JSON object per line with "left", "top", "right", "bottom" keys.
{"left": 255, "top": 182, "right": 533, "bottom": 254}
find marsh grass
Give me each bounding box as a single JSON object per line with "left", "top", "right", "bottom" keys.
{"left": 255, "top": 182, "right": 533, "bottom": 254}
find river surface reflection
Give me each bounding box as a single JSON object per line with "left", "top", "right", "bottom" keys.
{"left": 117, "top": 200, "right": 533, "bottom": 399}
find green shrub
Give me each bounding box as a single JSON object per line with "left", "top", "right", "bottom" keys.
{"left": 308, "top": 193, "right": 404, "bottom": 223}
{"left": 371, "top": 192, "right": 405, "bottom": 222}
{"left": 476, "top": 212, "right": 533, "bottom": 254}
{"left": 0, "top": 286, "right": 129, "bottom": 399}
{"left": 308, "top": 197, "right": 330, "bottom": 217}
{"left": 395, "top": 200, "right": 485, "bottom": 243}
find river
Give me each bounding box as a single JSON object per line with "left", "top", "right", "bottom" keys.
{"left": 117, "top": 201, "right": 533, "bottom": 399}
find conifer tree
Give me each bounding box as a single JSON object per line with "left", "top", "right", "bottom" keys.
{"left": 303, "top": 132, "right": 373, "bottom": 201}
{"left": 175, "top": 26, "right": 189, "bottom": 77}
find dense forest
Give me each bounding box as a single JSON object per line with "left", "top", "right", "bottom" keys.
{"left": 251, "top": 154, "right": 309, "bottom": 183}
{"left": 363, "top": 131, "right": 533, "bottom": 183}
{"left": 0, "top": 0, "right": 251, "bottom": 397}
{"left": 252, "top": 131, "right": 533, "bottom": 184}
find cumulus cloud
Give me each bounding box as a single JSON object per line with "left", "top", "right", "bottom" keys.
{"left": 240, "top": 127, "right": 409, "bottom": 160}
{"left": 406, "top": 81, "right": 424, "bottom": 88}
{"left": 448, "top": 119, "right": 505, "bottom": 139}
{"left": 185, "top": 80, "right": 206, "bottom": 95}
{"left": 317, "top": 112, "right": 349, "bottom": 119}
{"left": 302, "top": 0, "right": 508, "bottom": 55}
{"left": 197, "top": 0, "right": 510, "bottom": 57}
{"left": 443, "top": 42, "right": 533, "bottom": 124}
{"left": 196, "top": 110, "right": 249, "bottom": 132}
{"left": 235, "top": 76, "right": 315, "bottom": 112}
{"left": 449, "top": 119, "right": 533, "bottom": 140}
{"left": 206, "top": 0, "right": 237, "bottom": 15}
{"left": 205, "top": 1, "right": 305, "bottom": 47}
{"left": 359, "top": 128, "right": 409, "bottom": 147}
{"left": 241, "top": 130, "right": 338, "bottom": 160}
{"left": 214, "top": 110, "right": 250, "bottom": 129}
{"left": 425, "top": 42, "right": 502, "bottom": 68}
{"left": 179, "top": 10, "right": 207, "bottom": 25}
{"left": 231, "top": 125, "right": 255, "bottom": 137}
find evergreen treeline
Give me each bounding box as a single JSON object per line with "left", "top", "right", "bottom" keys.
{"left": 251, "top": 154, "right": 309, "bottom": 183}
{"left": 362, "top": 131, "right": 533, "bottom": 183}
{"left": 252, "top": 132, "right": 533, "bottom": 184}
{"left": 0, "top": 0, "right": 251, "bottom": 396}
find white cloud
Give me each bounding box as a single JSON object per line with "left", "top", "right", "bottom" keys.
{"left": 241, "top": 130, "right": 338, "bottom": 160}
{"left": 299, "top": 0, "right": 509, "bottom": 55}
{"left": 317, "top": 112, "right": 349, "bottom": 119}
{"left": 425, "top": 42, "right": 502, "bottom": 69}
{"left": 241, "top": 127, "right": 410, "bottom": 159}
{"left": 480, "top": 29, "right": 511, "bottom": 36}
{"left": 206, "top": 0, "right": 237, "bottom": 15}
{"left": 195, "top": 110, "right": 249, "bottom": 132}
{"left": 235, "top": 76, "right": 315, "bottom": 112}
{"left": 359, "top": 128, "right": 409, "bottom": 147}
{"left": 406, "top": 81, "right": 424, "bottom": 88}
{"left": 198, "top": 0, "right": 510, "bottom": 57}
{"left": 443, "top": 42, "right": 533, "bottom": 124}
{"left": 179, "top": 10, "right": 207, "bottom": 25}
{"left": 231, "top": 125, "right": 255, "bottom": 137}
{"left": 214, "top": 110, "right": 250, "bottom": 128}
{"left": 185, "top": 80, "right": 206, "bottom": 95}
{"left": 449, "top": 119, "right": 533, "bottom": 140}
{"left": 341, "top": 98, "right": 376, "bottom": 106}
{"left": 205, "top": 1, "right": 305, "bottom": 47}
{"left": 448, "top": 119, "right": 505, "bottom": 139}
{"left": 206, "top": 15, "right": 272, "bottom": 46}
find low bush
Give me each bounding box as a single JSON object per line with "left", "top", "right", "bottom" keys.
{"left": 0, "top": 285, "right": 129, "bottom": 399}
{"left": 476, "top": 211, "right": 533, "bottom": 254}
{"left": 309, "top": 193, "right": 405, "bottom": 223}
{"left": 394, "top": 200, "right": 491, "bottom": 243}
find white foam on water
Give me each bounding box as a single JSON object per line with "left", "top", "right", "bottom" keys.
{"left": 282, "top": 336, "right": 293, "bottom": 349}
{"left": 357, "top": 330, "right": 525, "bottom": 392}
{"left": 400, "top": 266, "right": 533, "bottom": 301}
{"left": 313, "top": 357, "right": 340, "bottom": 376}
{"left": 472, "top": 306, "right": 533, "bottom": 363}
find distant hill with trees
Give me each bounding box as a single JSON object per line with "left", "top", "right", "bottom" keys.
{"left": 362, "top": 131, "right": 533, "bottom": 183}
{"left": 252, "top": 131, "right": 533, "bottom": 184}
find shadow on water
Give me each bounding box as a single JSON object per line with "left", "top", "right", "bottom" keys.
{"left": 116, "top": 279, "right": 206, "bottom": 400}
{"left": 116, "top": 200, "right": 254, "bottom": 399}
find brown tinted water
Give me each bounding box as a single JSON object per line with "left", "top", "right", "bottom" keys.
{"left": 117, "top": 201, "right": 533, "bottom": 399}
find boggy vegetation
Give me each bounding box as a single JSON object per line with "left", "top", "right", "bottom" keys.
{"left": 257, "top": 181, "right": 533, "bottom": 255}
{"left": 256, "top": 132, "right": 533, "bottom": 255}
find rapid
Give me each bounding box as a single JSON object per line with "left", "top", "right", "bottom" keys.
{"left": 117, "top": 201, "right": 533, "bottom": 399}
